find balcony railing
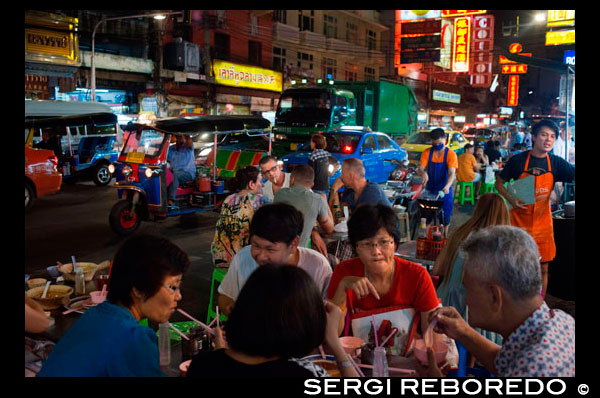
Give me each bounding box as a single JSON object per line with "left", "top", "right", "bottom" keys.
{"left": 273, "top": 22, "right": 299, "bottom": 43}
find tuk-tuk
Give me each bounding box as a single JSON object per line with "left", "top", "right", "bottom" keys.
{"left": 25, "top": 112, "right": 121, "bottom": 186}
{"left": 108, "top": 115, "right": 272, "bottom": 235}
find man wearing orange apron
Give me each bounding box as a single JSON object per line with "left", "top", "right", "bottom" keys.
{"left": 496, "top": 120, "right": 575, "bottom": 296}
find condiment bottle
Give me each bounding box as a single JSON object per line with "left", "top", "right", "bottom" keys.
{"left": 158, "top": 322, "right": 171, "bottom": 367}
{"left": 75, "top": 267, "right": 85, "bottom": 295}
{"left": 372, "top": 346, "right": 389, "bottom": 377}
{"left": 417, "top": 218, "right": 428, "bottom": 239}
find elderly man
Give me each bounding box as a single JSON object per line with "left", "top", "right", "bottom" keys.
{"left": 217, "top": 203, "right": 332, "bottom": 316}
{"left": 329, "top": 157, "right": 390, "bottom": 214}
{"left": 422, "top": 225, "right": 575, "bottom": 377}
{"left": 274, "top": 165, "right": 334, "bottom": 253}
{"left": 259, "top": 155, "right": 291, "bottom": 200}
{"left": 167, "top": 135, "right": 196, "bottom": 207}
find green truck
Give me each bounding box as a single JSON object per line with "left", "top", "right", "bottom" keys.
{"left": 273, "top": 79, "right": 419, "bottom": 145}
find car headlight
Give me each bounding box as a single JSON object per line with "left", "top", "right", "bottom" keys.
{"left": 108, "top": 164, "right": 115, "bottom": 174}
{"left": 122, "top": 165, "right": 133, "bottom": 176}
{"left": 328, "top": 157, "right": 341, "bottom": 176}
{"left": 144, "top": 167, "right": 153, "bottom": 179}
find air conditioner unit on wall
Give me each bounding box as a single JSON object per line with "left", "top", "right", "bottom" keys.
{"left": 164, "top": 41, "right": 201, "bottom": 73}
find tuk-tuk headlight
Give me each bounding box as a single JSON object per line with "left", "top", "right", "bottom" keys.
{"left": 108, "top": 164, "right": 115, "bottom": 174}
{"left": 122, "top": 165, "right": 133, "bottom": 176}
{"left": 144, "top": 168, "right": 153, "bottom": 179}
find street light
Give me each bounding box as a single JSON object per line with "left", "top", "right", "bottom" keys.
{"left": 91, "top": 11, "right": 182, "bottom": 102}
{"left": 534, "top": 12, "right": 546, "bottom": 23}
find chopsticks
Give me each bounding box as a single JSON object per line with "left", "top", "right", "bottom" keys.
{"left": 177, "top": 308, "right": 215, "bottom": 336}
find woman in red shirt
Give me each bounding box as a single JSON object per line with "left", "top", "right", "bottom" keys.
{"left": 327, "top": 204, "right": 441, "bottom": 338}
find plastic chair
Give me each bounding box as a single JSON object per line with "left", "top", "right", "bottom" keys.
{"left": 206, "top": 267, "right": 229, "bottom": 324}
{"left": 454, "top": 181, "right": 475, "bottom": 205}
{"left": 480, "top": 182, "right": 497, "bottom": 194}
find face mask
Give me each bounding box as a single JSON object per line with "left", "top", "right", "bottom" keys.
{"left": 432, "top": 143, "right": 444, "bottom": 151}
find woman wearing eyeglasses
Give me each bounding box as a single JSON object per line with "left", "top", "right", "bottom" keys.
{"left": 39, "top": 234, "right": 190, "bottom": 377}
{"left": 326, "top": 204, "right": 441, "bottom": 340}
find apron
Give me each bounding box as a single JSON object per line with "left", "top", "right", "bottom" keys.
{"left": 426, "top": 147, "right": 453, "bottom": 225}
{"left": 510, "top": 152, "right": 555, "bottom": 263}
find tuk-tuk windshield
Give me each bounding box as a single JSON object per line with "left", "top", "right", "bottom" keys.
{"left": 122, "top": 129, "right": 166, "bottom": 158}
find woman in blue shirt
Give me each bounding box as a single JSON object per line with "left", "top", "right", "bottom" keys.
{"left": 38, "top": 234, "right": 190, "bottom": 377}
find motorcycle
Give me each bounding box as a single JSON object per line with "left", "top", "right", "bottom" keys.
{"left": 385, "top": 159, "right": 424, "bottom": 238}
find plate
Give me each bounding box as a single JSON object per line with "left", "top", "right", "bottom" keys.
{"left": 64, "top": 296, "right": 94, "bottom": 313}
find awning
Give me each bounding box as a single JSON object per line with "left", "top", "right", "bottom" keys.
{"left": 25, "top": 62, "right": 77, "bottom": 78}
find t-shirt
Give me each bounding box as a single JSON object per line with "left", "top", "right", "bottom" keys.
{"left": 457, "top": 153, "right": 478, "bottom": 182}
{"left": 167, "top": 146, "right": 196, "bottom": 177}
{"left": 274, "top": 185, "right": 329, "bottom": 248}
{"left": 309, "top": 149, "right": 331, "bottom": 191}
{"left": 326, "top": 256, "right": 440, "bottom": 314}
{"left": 485, "top": 148, "right": 502, "bottom": 164}
{"left": 219, "top": 246, "right": 333, "bottom": 300}
{"left": 494, "top": 302, "right": 575, "bottom": 377}
{"left": 262, "top": 172, "right": 291, "bottom": 201}
{"left": 499, "top": 151, "right": 575, "bottom": 185}
{"left": 187, "top": 348, "right": 329, "bottom": 377}
{"left": 341, "top": 181, "right": 391, "bottom": 211}
{"left": 419, "top": 147, "right": 459, "bottom": 170}
{"left": 38, "top": 302, "right": 164, "bottom": 377}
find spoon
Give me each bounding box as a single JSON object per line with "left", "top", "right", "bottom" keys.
{"left": 424, "top": 317, "right": 438, "bottom": 349}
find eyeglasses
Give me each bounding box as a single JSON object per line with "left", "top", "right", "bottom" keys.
{"left": 163, "top": 283, "right": 182, "bottom": 295}
{"left": 356, "top": 239, "right": 394, "bottom": 251}
{"left": 261, "top": 165, "right": 279, "bottom": 175}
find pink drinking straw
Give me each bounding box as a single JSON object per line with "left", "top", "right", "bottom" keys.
{"left": 371, "top": 315, "right": 379, "bottom": 347}
{"left": 101, "top": 284, "right": 107, "bottom": 297}
{"left": 177, "top": 308, "right": 214, "bottom": 336}
{"left": 216, "top": 306, "right": 220, "bottom": 328}
{"left": 380, "top": 327, "right": 398, "bottom": 347}
{"left": 318, "top": 345, "right": 326, "bottom": 360}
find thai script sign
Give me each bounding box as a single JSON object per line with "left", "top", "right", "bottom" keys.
{"left": 433, "top": 89, "right": 461, "bottom": 104}
{"left": 545, "top": 30, "right": 575, "bottom": 46}
{"left": 452, "top": 17, "right": 471, "bottom": 72}
{"left": 547, "top": 10, "right": 575, "bottom": 27}
{"left": 213, "top": 60, "right": 282, "bottom": 92}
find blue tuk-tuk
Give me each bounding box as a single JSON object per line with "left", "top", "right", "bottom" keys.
{"left": 25, "top": 112, "right": 121, "bottom": 186}
{"left": 108, "top": 115, "right": 272, "bottom": 235}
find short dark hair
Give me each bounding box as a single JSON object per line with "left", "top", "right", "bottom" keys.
{"left": 348, "top": 204, "right": 400, "bottom": 250}
{"left": 464, "top": 143, "right": 474, "bottom": 151}
{"left": 532, "top": 119, "right": 559, "bottom": 137}
{"left": 311, "top": 134, "right": 327, "bottom": 149}
{"left": 430, "top": 128, "right": 445, "bottom": 141}
{"left": 233, "top": 165, "right": 260, "bottom": 191}
{"left": 291, "top": 164, "right": 314, "bottom": 186}
{"left": 259, "top": 155, "right": 278, "bottom": 166}
{"left": 249, "top": 203, "right": 304, "bottom": 245}
{"left": 494, "top": 140, "right": 501, "bottom": 147}
{"left": 107, "top": 234, "right": 190, "bottom": 307}
{"left": 225, "top": 264, "right": 326, "bottom": 359}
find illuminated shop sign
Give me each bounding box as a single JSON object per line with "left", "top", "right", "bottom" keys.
{"left": 433, "top": 89, "right": 461, "bottom": 104}
{"left": 499, "top": 53, "right": 531, "bottom": 64}
{"left": 454, "top": 116, "right": 466, "bottom": 123}
{"left": 547, "top": 10, "right": 575, "bottom": 27}
{"left": 501, "top": 64, "right": 528, "bottom": 74}
{"left": 508, "top": 75, "right": 519, "bottom": 106}
{"left": 400, "top": 10, "right": 441, "bottom": 21}
{"left": 25, "top": 27, "right": 79, "bottom": 64}
{"left": 564, "top": 50, "right": 575, "bottom": 65}
{"left": 452, "top": 17, "right": 471, "bottom": 72}
{"left": 213, "top": 60, "right": 282, "bottom": 92}
{"left": 442, "top": 10, "right": 486, "bottom": 17}
{"left": 545, "top": 30, "right": 575, "bottom": 46}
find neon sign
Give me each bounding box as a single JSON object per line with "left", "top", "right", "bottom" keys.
{"left": 452, "top": 17, "right": 471, "bottom": 72}
{"left": 508, "top": 75, "right": 519, "bottom": 106}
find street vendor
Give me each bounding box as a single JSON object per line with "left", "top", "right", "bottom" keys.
{"left": 416, "top": 128, "right": 458, "bottom": 226}
{"left": 495, "top": 119, "right": 575, "bottom": 296}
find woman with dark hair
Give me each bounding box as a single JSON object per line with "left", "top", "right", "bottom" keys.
{"left": 39, "top": 234, "right": 190, "bottom": 377}
{"left": 187, "top": 264, "right": 358, "bottom": 377}
{"left": 211, "top": 165, "right": 270, "bottom": 265}
{"left": 327, "top": 204, "right": 440, "bottom": 337}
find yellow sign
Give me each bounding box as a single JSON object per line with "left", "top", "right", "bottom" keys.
{"left": 547, "top": 10, "right": 575, "bottom": 27}
{"left": 25, "top": 28, "right": 77, "bottom": 60}
{"left": 545, "top": 30, "right": 575, "bottom": 46}
{"left": 213, "top": 60, "right": 282, "bottom": 92}
{"left": 126, "top": 152, "right": 146, "bottom": 164}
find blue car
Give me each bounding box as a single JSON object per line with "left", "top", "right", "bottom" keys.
{"left": 281, "top": 129, "right": 407, "bottom": 185}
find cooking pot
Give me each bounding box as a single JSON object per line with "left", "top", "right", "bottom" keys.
{"left": 563, "top": 201, "right": 575, "bottom": 218}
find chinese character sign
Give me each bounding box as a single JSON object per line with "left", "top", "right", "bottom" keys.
{"left": 508, "top": 75, "right": 519, "bottom": 106}
{"left": 501, "top": 64, "right": 528, "bottom": 74}
{"left": 452, "top": 17, "right": 471, "bottom": 72}
{"left": 442, "top": 10, "right": 486, "bottom": 17}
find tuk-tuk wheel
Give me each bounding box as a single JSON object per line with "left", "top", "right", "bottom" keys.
{"left": 109, "top": 199, "right": 141, "bottom": 235}
{"left": 25, "top": 182, "right": 35, "bottom": 212}
{"left": 93, "top": 164, "right": 112, "bottom": 186}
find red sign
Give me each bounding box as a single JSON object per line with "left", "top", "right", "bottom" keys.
{"left": 499, "top": 53, "right": 532, "bottom": 64}
{"left": 502, "top": 64, "right": 528, "bottom": 74}
{"left": 470, "top": 15, "right": 494, "bottom": 87}
{"left": 452, "top": 17, "right": 471, "bottom": 72}
{"left": 509, "top": 43, "right": 523, "bottom": 53}
{"left": 508, "top": 75, "right": 519, "bottom": 106}
{"left": 442, "top": 10, "right": 486, "bottom": 17}
{"left": 400, "top": 19, "right": 442, "bottom": 36}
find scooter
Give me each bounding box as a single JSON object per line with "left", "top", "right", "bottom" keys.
{"left": 386, "top": 159, "right": 424, "bottom": 238}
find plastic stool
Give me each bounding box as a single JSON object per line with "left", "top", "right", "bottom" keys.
{"left": 207, "top": 267, "right": 229, "bottom": 324}
{"left": 480, "top": 182, "right": 497, "bottom": 194}
{"left": 455, "top": 181, "right": 475, "bottom": 205}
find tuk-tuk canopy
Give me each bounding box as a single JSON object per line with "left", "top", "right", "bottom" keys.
{"left": 150, "top": 115, "right": 271, "bottom": 135}
{"left": 24, "top": 112, "right": 118, "bottom": 133}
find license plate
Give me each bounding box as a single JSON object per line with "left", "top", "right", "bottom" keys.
{"left": 126, "top": 152, "right": 145, "bottom": 164}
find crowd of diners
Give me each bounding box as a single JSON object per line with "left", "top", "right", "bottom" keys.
{"left": 26, "top": 120, "right": 574, "bottom": 377}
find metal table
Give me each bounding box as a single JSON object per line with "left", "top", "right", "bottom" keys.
{"left": 395, "top": 240, "right": 434, "bottom": 272}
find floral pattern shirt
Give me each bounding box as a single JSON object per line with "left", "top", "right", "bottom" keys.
{"left": 211, "top": 192, "right": 270, "bottom": 264}
{"left": 495, "top": 302, "right": 575, "bottom": 377}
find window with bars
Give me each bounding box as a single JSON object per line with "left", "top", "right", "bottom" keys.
{"left": 364, "top": 66, "right": 375, "bottom": 81}
{"left": 273, "top": 47, "right": 286, "bottom": 71}
{"left": 298, "top": 10, "right": 314, "bottom": 32}
{"left": 297, "top": 52, "right": 314, "bottom": 70}
{"left": 324, "top": 15, "right": 337, "bottom": 39}
{"left": 322, "top": 57, "right": 337, "bottom": 79}
{"left": 367, "top": 30, "right": 377, "bottom": 50}
{"left": 250, "top": 15, "right": 258, "bottom": 36}
{"left": 346, "top": 22, "right": 358, "bottom": 45}
{"left": 274, "top": 10, "right": 287, "bottom": 24}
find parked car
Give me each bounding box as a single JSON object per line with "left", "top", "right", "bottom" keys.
{"left": 402, "top": 129, "right": 471, "bottom": 165}
{"left": 281, "top": 128, "right": 408, "bottom": 185}
{"left": 25, "top": 146, "right": 62, "bottom": 211}
{"left": 464, "top": 128, "right": 495, "bottom": 148}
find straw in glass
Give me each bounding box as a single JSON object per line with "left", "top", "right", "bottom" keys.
{"left": 318, "top": 345, "right": 326, "bottom": 360}
{"left": 380, "top": 327, "right": 398, "bottom": 347}
{"left": 177, "top": 308, "right": 214, "bottom": 335}
{"left": 168, "top": 322, "right": 190, "bottom": 340}
{"left": 71, "top": 256, "right": 78, "bottom": 272}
